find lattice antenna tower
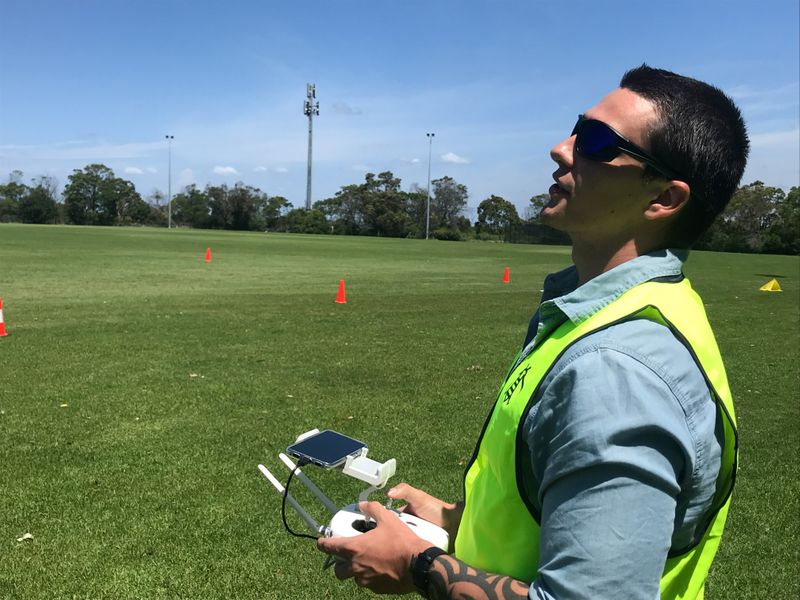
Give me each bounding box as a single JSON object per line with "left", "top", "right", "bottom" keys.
{"left": 304, "top": 84, "right": 320, "bottom": 210}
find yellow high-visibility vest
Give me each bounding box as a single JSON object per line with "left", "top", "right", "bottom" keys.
{"left": 455, "top": 278, "right": 737, "bottom": 599}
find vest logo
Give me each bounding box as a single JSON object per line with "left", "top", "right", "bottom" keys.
{"left": 503, "top": 365, "right": 530, "bottom": 404}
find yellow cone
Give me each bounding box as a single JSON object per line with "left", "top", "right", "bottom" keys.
{"left": 759, "top": 278, "right": 782, "bottom": 292}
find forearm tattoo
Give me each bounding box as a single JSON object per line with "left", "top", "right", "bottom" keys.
{"left": 425, "top": 555, "right": 530, "bottom": 600}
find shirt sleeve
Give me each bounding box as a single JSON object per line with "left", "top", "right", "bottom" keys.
{"left": 524, "top": 343, "right": 696, "bottom": 600}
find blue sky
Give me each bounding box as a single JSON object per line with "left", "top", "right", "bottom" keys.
{"left": 1, "top": 0, "right": 798, "bottom": 218}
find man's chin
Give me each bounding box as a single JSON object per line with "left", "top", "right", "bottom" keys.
{"left": 539, "top": 207, "right": 564, "bottom": 229}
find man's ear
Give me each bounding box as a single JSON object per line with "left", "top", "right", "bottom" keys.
{"left": 644, "top": 181, "right": 691, "bottom": 221}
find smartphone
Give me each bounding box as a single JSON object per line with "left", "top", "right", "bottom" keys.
{"left": 286, "top": 430, "right": 367, "bottom": 469}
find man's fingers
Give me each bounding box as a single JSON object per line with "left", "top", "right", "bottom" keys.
{"left": 386, "top": 482, "right": 420, "bottom": 502}
{"left": 318, "top": 538, "right": 355, "bottom": 580}
{"left": 387, "top": 482, "right": 429, "bottom": 515}
{"left": 317, "top": 536, "right": 354, "bottom": 558}
{"left": 358, "top": 500, "right": 390, "bottom": 523}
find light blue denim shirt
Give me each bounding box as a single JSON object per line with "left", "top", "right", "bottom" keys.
{"left": 517, "top": 250, "right": 723, "bottom": 600}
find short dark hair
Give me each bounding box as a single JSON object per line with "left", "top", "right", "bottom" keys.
{"left": 620, "top": 64, "right": 749, "bottom": 247}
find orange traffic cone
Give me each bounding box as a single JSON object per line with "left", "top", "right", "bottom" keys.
{"left": 335, "top": 280, "right": 347, "bottom": 304}
{"left": 205, "top": 247, "right": 212, "bottom": 263}
{"left": 0, "top": 297, "right": 7, "bottom": 337}
{"left": 502, "top": 267, "right": 510, "bottom": 284}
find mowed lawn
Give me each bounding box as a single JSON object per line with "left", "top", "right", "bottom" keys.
{"left": 0, "top": 224, "right": 797, "bottom": 600}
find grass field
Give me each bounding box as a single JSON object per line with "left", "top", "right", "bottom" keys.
{"left": 1, "top": 223, "right": 797, "bottom": 599}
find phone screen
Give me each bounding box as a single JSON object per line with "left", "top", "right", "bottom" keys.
{"left": 286, "top": 430, "right": 366, "bottom": 468}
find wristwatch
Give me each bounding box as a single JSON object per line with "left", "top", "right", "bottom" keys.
{"left": 411, "top": 546, "right": 447, "bottom": 598}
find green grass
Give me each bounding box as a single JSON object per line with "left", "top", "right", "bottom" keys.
{"left": 0, "top": 224, "right": 797, "bottom": 599}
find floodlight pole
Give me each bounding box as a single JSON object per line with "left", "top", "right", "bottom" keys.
{"left": 304, "top": 84, "right": 320, "bottom": 210}
{"left": 166, "top": 135, "right": 174, "bottom": 228}
{"left": 426, "top": 132, "right": 435, "bottom": 240}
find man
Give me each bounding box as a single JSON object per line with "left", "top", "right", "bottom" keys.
{"left": 318, "top": 65, "right": 748, "bottom": 600}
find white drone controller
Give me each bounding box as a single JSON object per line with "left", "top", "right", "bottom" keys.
{"left": 328, "top": 503, "right": 449, "bottom": 549}
{"left": 258, "top": 429, "right": 449, "bottom": 552}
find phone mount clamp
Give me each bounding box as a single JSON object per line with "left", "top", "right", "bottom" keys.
{"left": 297, "top": 428, "right": 397, "bottom": 501}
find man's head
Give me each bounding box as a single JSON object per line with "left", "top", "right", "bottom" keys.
{"left": 544, "top": 65, "right": 749, "bottom": 249}
{"left": 619, "top": 65, "right": 750, "bottom": 246}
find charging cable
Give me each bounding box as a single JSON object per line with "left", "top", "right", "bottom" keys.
{"left": 280, "top": 458, "right": 320, "bottom": 540}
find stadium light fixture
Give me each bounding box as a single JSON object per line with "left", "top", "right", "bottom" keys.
{"left": 165, "top": 135, "right": 174, "bottom": 229}
{"left": 426, "top": 133, "right": 435, "bottom": 240}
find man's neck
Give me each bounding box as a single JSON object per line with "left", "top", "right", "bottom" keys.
{"left": 571, "top": 238, "right": 646, "bottom": 287}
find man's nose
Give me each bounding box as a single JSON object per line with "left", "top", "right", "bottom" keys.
{"left": 550, "top": 134, "right": 575, "bottom": 169}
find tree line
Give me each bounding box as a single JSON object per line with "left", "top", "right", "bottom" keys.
{"left": 0, "top": 164, "right": 796, "bottom": 254}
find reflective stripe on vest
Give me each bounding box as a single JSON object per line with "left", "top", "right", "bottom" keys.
{"left": 455, "top": 278, "right": 738, "bottom": 599}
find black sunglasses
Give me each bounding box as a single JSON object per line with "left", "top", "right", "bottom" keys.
{"left": 571, "top": 114, "right": 682, "bottom": 181}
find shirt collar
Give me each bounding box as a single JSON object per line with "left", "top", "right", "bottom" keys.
{"left": 549, "top": 248, "right": 688, "bottom": 326}
{"left": 516, "top": 249, "right": 687, "bottom": 368}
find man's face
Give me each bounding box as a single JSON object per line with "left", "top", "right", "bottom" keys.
{"left": 541, "top": 88, "right": 667, "bottom": 243}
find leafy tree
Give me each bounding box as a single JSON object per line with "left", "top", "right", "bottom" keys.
{"left": 431, "top": 176, "right": 468, "bottom": 232}
{"left": 19, "top": 176, "right": 59, "bottom": 223}
{"left": 285, "top": 208, "right": 328, "bottom": 234}
{"left": 763, "top": 186, "right": 799, "bottom": 255}
{"left": 32, "top": 175, "right": 59, "bottom": 199}
{"left": 260, "top": 195, "right": 292, "bottom": 230}
{"left": 316, "top": 172, "right": 409, "bottom": 236}
{"left": 404, "top": 184, "right": 429, "bottom": 238}
{"left": 148, "top": 189, "right": 166, "bottom": 208}
{"left": 699, "top": 181, "right": 785, "bottom": 252}
{"left": 316, "top": 172, "right": 470, "bottom": 239}
{"left": 365, "top": 171, "right": 401, "bottom": 194}
{"left": 360, "top": 171, "right": 411, "bottom": 237}
{"left": 63, "top": 164, "right": 142, "bottom": 225}
{"left": 145, "top": 189, "right": 168, "bottom": 227}
{"left": 316, "top": 183, "right": 364, "bottom": 235}
{"left": 525, "top": 193, "right": 551, "bottom": 221}
{"left": 228, "top": 183, "right": 266, "bottom": 230}
{"left": 63, "top": 164, "right": 105, "bottom": 224}
{"left": 201, "top": 182, "right": 272, "bottom": 230}
{"left": 0, "top": 170, "right": 28, "bottom": 222}
{"left": 107, "top": 177, "right": 144, "bottom": 224}
{"left": 476, "top": 195, "right": 520, "bottom": 237}
{"left": 172, "top": 185, "right": 210, "bottom": 228}
{"left": 206, "top": 184, "right": 232, "bottom": 229}
{"left": 123, "top": 193, "right": 156, "bottom": 225}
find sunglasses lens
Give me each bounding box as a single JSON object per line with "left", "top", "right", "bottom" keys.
{"left": 577, "top": 120, "right": 620, "bottom": 162}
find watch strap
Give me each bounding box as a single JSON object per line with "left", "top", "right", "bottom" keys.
{"left": 411, "top": 546, "right": 447, "bottom": 598}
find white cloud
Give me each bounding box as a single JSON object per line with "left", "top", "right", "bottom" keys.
{"left": 252, "top": 165, "right": 289, "bottom": 176}
{"left": 401, "top": 158, "right": 421, "bottom": 164}
{"left": 331, "top": 101, "right": 363, "bottom": 115}
{"left": 124, "top": 167, "right": 144, "bottom": 175}
{"left": 146, "top": 167, "right": 158, "bottom": 174}
{"left": 213, "top": 165, "right": 239, "bottom": 175}
{"left": 441, "top": 152, "right": 470, "bottom": 164}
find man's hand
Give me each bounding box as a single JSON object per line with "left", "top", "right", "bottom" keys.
{"left": 317, "top": 500, "right": 431, "bottom": 594}
{"left": 387, "top": 483, "right": 464, "bottom": 550}
{"left": 318, "top": 499, "right": 530, "bottom": 599}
